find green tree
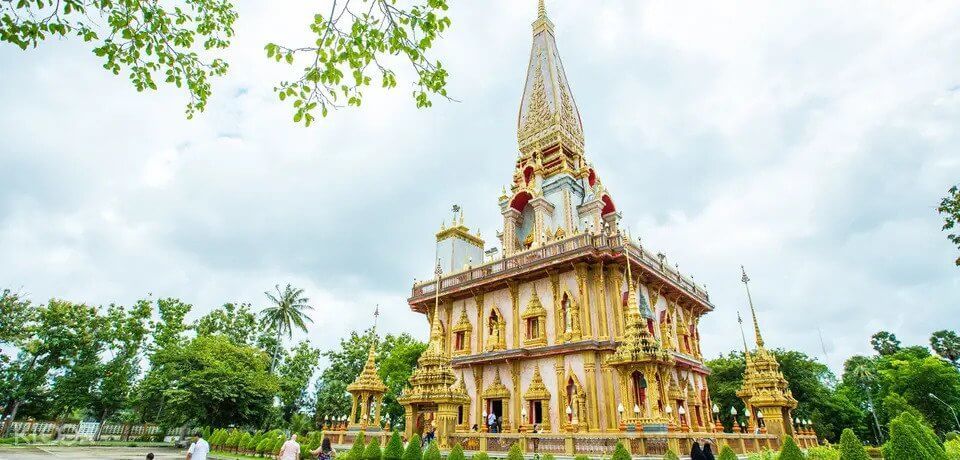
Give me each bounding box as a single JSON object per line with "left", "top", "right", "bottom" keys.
{"left": 871, "top": 331, "right": 902, "bottom": 356}
{"left": 402, "top": 434, "right": 422, "bottom": 460}
{"left": 195, "top": 303, "right": 261, "bottom": 346}
{"left": 149, "top": 297, "right": 193, "bottom": 358}
{"left": 1, "top": 299, "right": 103, "bottom": 436}
{"left": 473, "top": 453, "right": 490, "bottom": 460}
{"left": 90, "top": 300, "right": 152, "bottom": 440}
{"left": 0, "top": 0, "right": 236, "bottom": 118}
{"left": 448, "top": 444, "right": 466, "bottom": 460}
{"left": 277, "top": 341, "right": 321, "bottom": 422}
{"left": 945, "top": 438, "right": 960, "bottom": 459}
{"left": 0, "top": 289, "right": 34, "bottom": 352}
{"left": 883, "top": 354, "right": 960, "bottom": 435}
{"left": 384, "top": 431, "right": 404, "bottom": 460}
{"left": 778, "top": 436, "right": 804, "bottom": 460}
{"left": 265, "top": 0, "right": 452, "bottom": 126}
{"left": 938, "top": 184, "right": 960, "bottom": 266}
{"left": 136, "top": 335, "right": 278, "bottom": 427}
{"left": 364, "top": 437, "right": 382, "bottom": 460}
{"left": 261, "top": 284, "right": 313, "bottom": 372}
{"left": 424, "top": 442, "right": 441, "bottom": 460}
{"left": 717, "top": 445, "right": 738, "bottom": 460}
{"left": 839, "top": 428, "right": 870, "bottom": 460}
{"left": 932, "top": 330, "right": 960, "bottom": 367}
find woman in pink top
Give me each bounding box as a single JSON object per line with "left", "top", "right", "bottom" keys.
{"left": 279, "top": 433, "right": 301, "bottom": 460}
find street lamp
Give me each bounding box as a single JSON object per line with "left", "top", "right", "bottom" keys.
{"left": 633, "top": 404, "right": 641, "bottom": 416}
{"left": 929, "top": 393, "right": 960, "bottom": 431}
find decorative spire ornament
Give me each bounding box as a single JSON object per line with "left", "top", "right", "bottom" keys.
{"left": 741, "top": 265, "right": 765, "bottom": 349}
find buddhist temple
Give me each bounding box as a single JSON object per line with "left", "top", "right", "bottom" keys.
{"left": 391, "top": 0, "right": 819, "bottom": 455}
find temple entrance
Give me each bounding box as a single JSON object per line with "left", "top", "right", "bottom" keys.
{"left": 486, "top": 399, "right": 504, "bottom": 432}
{"left": 528, "top": 400, "right": 544, "bottom": 424}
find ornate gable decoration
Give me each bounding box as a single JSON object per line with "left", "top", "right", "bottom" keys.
{"left": 523, "top": 366, "right": 551, "bottom": 401}
{"left": 482, "top": 369, "right": 512, "bottom": 400}
{"left": 453, "top": 307, "right": 472, "bottom": 332}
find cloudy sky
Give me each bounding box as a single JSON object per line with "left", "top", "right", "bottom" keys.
{"left": 2, "top": 0, "right": 959, "bottom": 372}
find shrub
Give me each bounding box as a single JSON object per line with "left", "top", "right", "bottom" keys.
{"left": 718, "top": 445, "right": 738, "bottom": 460}
{"left": 746, "top": 451, "right": 775, "bottom": 460}
{"left": 883, "top": 411, "right": 948, "bottom": 460}
{"left": 225, "top": 429, "right": 240, "bottom": 449}
{"left": 808, "top": 445, "right": 840, "bottom": 460}
{"left": 574, "top": 455, "right": 590, "bottom": 460}
{"left": 948, "top": 432, "right": 960, "bottom": 442}
{"left": 611, "top": 441, "right": 630, "bottom": 460}
{"left": 663, "top": 448, "right": 679, "bottom": 460}
{"left": 778, "top": 436, "right": 804, "bottom": 460}
{"left": 256, "top": 437, "right": 270, "bottom": 455}
{"left": 365, "top": 438, "right": 383, "bottom": 460}
{"left": 384, "top": 431, "right": 405, "bottom": 460}
{"left": 403, "top": 434, "right": 422, "bottom": 460}
{"left": 424, "top": 442, "right": 442, "bottom": 460}
{"left": 865, "top": 447, "right": 882, "bottom": 458}
{"left": 239, "top": 432, "right": 253, "bottom": 452}
{"left": 449, "top": 444, "right": 466, "bottom": 460}
{"left": 946, "top": 438, "right": 960, "bottom": 460}
{"left": 348, "top": 433, "right": 367, "bottom": 460}
{"left": 838, "top": 428, "right": 869, "bottom": 460}
{"left": 473, "top": 453, "right": 490, "bottom": 460}
{"left": 542, "top": 455, "right": 556, "bottom": 460}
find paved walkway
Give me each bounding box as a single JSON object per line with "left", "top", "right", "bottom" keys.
{"left": 0, "top": 446, "right": 185, "bottom": 459}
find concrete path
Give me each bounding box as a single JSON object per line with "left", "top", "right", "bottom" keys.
{"left": 0, "top": 446, "right": 185, "bottom": 459}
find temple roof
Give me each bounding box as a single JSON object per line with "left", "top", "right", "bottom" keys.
{"left": 517, "top": 0, "right": 584, "bottom": 156}
{"left": 347, "top": 343, "right": 387, "bottom": 394}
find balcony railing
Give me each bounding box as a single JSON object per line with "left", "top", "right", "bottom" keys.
{"left": 411, "top": 232, "right": 711, "bottom": 307}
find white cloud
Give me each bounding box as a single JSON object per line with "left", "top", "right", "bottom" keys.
{"left": 1, "top": 0, "right": 959, "bottom": 371}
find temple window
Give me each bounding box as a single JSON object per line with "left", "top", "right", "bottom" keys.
{"left": 484, "top": 308, "right": 506, "bottom": 351}
{"left": 522, "top": 289, "right": 547, "bottom": 347}
{"left": 452, "top": 307, "right": 473, "bottom": 356}
{"left": 523, "top": 366, "right": 552, "bottom": 431}
{"left": 528, "top": 400, "right": 544, "bottom": 424}
{"left": 458, "top": 405, "right": 464, "bottom": 425}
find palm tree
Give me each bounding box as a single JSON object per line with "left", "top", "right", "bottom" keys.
{"left": 852, "top": 361, "right": 883, "bottom": 444}
{"left": 261, "top": 284, "right": 314, "bottom": 371}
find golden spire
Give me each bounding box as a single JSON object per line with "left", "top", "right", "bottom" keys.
{"left": 537, "top": 0, "right": 547, "bottom": 20}
{"left": 741, "top": 265, "right": 765, "bottom": 349}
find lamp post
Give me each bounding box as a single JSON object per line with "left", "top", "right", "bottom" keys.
{"left": 520, "top": 407, "right": 528, "bottom": 433}
{"left": 665, "top": 405, "right": 674, "bottom": 432}
{"left": 730, "top": 407, "right": 740, "bottom": 433}
{"left": 617, "top": 403, "right": 625, "bottom": 431}
{"left": 482, "top": 411, "right": 488, "bottom": 433}
{"left": 712, "top": 404, "right": 723, "bottom": 432}
{"left": 930, "top": 393, "right": 960, "bottom": 431}
{"left": 756, "top": 410, "right": 765, "bottom": 434}
{"left": 678, "top": 405, "right": 688, "bottom": 432}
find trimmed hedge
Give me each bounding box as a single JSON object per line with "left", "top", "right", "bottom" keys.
{"left": 384, "top": 431, "right": 404, "bottom": 460}
{"left": 402, "top": 434, "right": 422, "bottom": 460}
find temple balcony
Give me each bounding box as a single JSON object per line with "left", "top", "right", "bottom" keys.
{"left": 409, "top": 232, "right": 713, "bottom": 315}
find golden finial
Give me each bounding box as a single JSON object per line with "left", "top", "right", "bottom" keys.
{"left": 538, "top": 0, "right": 547, "bottom": 20}
{"left": 741, "top": 265, "right": 765, "bottom": 349}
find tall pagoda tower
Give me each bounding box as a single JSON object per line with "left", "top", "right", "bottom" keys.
{"left": 736, "top": 267, "right": 798, "bottom": 438}
{"left": 405, "top": 0, "right": 719, "bottom": 440}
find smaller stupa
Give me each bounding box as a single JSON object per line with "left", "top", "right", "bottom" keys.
{"left": 347, "top": 308, "right": 388, "bottom": 431}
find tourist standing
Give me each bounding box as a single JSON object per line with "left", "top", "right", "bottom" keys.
{"left": 702, "top": 441, "right": 716, "bottom": 460}
{"left": 185, "top": 431, "right": 209, "bottom": 460}
{"left": 487, "top": 412, "right": 496, "bottom": 433}
{"left": 279, "top": 433, "right": 302, "bottom": 460}
{"left": 310, "top": 437, "right": 336, "bottom": 460}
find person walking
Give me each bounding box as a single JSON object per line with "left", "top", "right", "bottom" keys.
{"left": 310, "top": 437, "right": 336, "bottom": 460}
{"left": 279, "top": 433, "right": 302, "bottom": 460}
{"left": 487, "top": 412, "right": 497, "bottom": 433}
{"left": 690, "top": 441, "right": 706, "bottom": 460}
{"left": 185, "top": 431, "right": 209, "bottom": 460}
{"left": 702, "top": 441, "right": 716, "bottom": 460}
